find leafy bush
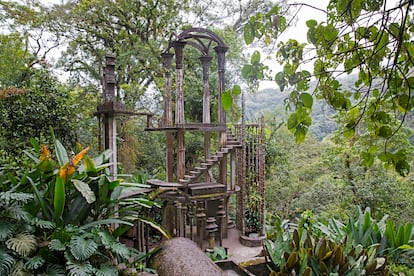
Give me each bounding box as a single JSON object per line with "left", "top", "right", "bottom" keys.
{"left": 265, "top": 207, "right": 414, "bottom": 274}
{"left": 265, "top": 218, "right": 387, "bottom": 275}
{"left": 0, "top": 138, "right": 169, "bottom": 274}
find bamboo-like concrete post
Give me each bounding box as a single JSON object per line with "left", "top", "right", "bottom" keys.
{"left": 240, "top": 93, "right": 246, "bottom": 234}
{"left": 173, "top": 41, "right": 186, "bottom": 180}
{"left": 162, "top": 52, "right": 174, "bottom": 182}
{"left": 103, "top": 53, "right": 117, "bottom": 179}
{"left": 200, "top": 55, "right": 212, "bottom": 182}
{"left": 259, "top": 116, "right": 266, "bottom": 235}
{"left": 215, "top": 45, "right": 228, "bottom": 185}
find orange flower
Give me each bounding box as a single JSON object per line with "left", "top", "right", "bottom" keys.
{"left": 39, "top": 144, "right": 51, "bottom": 161}
{"left": 59, "top": 147, "right": 90, "bottom": 180}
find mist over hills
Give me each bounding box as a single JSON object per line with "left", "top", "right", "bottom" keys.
{"left": 245, "top": 75, "right": 359, "bottom": 140}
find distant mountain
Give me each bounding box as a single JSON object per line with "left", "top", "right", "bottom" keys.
{"left": 244, "top": 76, "right": 359, "bottom": 140}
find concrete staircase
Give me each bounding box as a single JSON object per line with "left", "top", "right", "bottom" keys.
{"left": 178, "top": 128, "right": 241, "bottom": 185}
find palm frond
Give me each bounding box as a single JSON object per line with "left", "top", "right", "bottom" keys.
{"left": 69, "top": 235, "right": 98, "bottom": 261}
{"left": 0, "top": 247, "right": 15, "bottom": 275}
{"left": 23, "top": 255, "right": 45, "bottom": 270}
{"left": 6, "top": 233, "right": 37, "bottom": 257}
{"left": 0, "top": 219, "right": 15, "bottom": 241}
{"left": 94, "top": 265, "right": 119, "bottom": 276}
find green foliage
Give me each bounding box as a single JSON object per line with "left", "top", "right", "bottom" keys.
{"left": 0, "top": 68, "right": 78, "bottom": 168}
{"left": 206, "top": 246, "right": 228, "bottom": 261}
{"left": 265, "top": 206, "right": 414, "bottom": 274}
{"left": 0, "top": 139, "right": 168, "bottom": 274}
{"left": 313, "top": 207, "right": 414, "bottom": 268}
{"left": 244, "top": 1, "right": 414, "bottom": 175}
{"left": 245, "top": 190, "right": 263, "bottom": 234}
{"left": 265, "top": 222, "right": 387, "bottom": 275}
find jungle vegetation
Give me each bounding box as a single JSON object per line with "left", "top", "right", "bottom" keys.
{"left": 0, "top": 0, "right": 413, "bottom": 274}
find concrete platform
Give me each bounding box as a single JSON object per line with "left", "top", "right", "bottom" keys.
{"left": 223, "top": 228, "right": 264, "bottom": 264}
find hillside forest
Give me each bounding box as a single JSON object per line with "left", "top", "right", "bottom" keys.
{"left": 1, "top": 0, "right": 414, "bottom": 275}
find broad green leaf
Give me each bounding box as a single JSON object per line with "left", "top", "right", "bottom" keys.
{"left": 397, "top": 95, "right": 410, "bottom": 112}
{"left": 377, "top": 125, "right": 392, "bottom": 138}
{"left": 244, "top": 22, "right": 255, "bottom": 45}
{"left": 361, "top": 152, "right": 374, "bottom": 167}
{"left": 395, "top": 160, "right": 410, "bottom": 176}
{"left": 251, "top": 50, "right": 261, "bottom": 63}
{"left": 275, "top": 72, "right": 286, "bottom": 91}
{"left": 54, "top": 139, "right": 69, "bottom": 167}
{"left": 344, "top": 128, "right": 355, "bottom": 138}
{"left": 389, "top": 23, "right": 400, "bottom": 38}
{"left": 287, "top": 112, "right": 298, "bottom": 130}
{"left": 72, "top": 179, "right": 96, "bottom": 204}
{"left": 242, "top": 64, "right": 252, "bottom": 79}
{"left": 232, "top": 84, "right": 241, "bottom": 95}
{"left": 407, "top": 43, "right": 414, "bottom": 59}
{"left": 306, "top": 19, "right": 317, "bottom": 28}
{"left": 295, "top": 125, "right": 307, "bottom": 143}
{"left": 222, "top": 91, "right": 233, "bottom": 111}
{"left": 300, "top": 93, "right": 313, "bottom": 108}
{"left": 54, "top": 176, "right": 66, "bottom": 226}
{"left": 324, "top": 24, "right": 338, "bottom": 42}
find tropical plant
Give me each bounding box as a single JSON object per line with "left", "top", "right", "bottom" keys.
{"left": 265, "top": 229, "right": 387, "bottom": 275}
{"left": 206, "top": 246, "right": 228, "bottom": 262}
{"left": 265, "top": 216, "right": 388, "bottom": 275}
{"left": 245, "top": 189, "right": 263, "bottom": 235}
{"left": 314, "top": 207, "right": 414, "bottom": 268}
{"left": 0, "top": 137, "right": 170, "bottom": 274}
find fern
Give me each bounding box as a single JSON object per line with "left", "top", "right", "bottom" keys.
{"left": 48, "top": 239, "right": 66, "bottom": 251}
{"left": 0, "top": 247, "right": 15, "bottom": 275}
{"left": 23, "top": 255, "right": 45, "bottom": 270}
{"left": 94, "top": 264, "right": 119, "bottom": 276}
{"left": 6, "top": 233, "right": 37, "bottom": 257}
{"left": 69, "top": 235, "right": 98, "bottom": 261}
{"left": 45, "top": 264, "right": 66, "bottom": 276}
{"left": 0, "top": 219, "right": 15, "bottom": 241}
{"left": 65, "top": 252, "right": 94, "bottom": 276}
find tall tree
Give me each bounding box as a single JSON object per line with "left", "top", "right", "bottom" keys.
{"left": 243, "top": 0, "right": 414, "bottom": 175}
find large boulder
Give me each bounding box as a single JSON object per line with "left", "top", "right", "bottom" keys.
{"left": 152, "top": 238, "right": 223, "bottom": 276}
